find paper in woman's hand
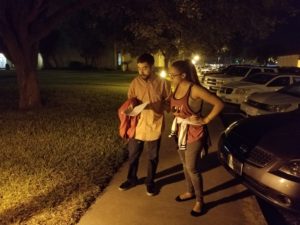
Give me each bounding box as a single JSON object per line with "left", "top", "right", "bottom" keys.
{"left": 124, "top": 102, "right": 149, "bottom": 116}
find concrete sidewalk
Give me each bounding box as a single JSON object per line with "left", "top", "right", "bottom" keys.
{"left": 78, "top": 114, "right": 267, "bottom": 225}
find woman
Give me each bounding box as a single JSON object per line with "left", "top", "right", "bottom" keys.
{"left": 169, "top": 60, "right": 224, "bottom": 216}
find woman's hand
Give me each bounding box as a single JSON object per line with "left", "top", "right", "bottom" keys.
{"left": 187, "top": 115, "right": 213, "bottom": 125}
{"left": 186, "top": 115, "right": 205, "bottom": 124}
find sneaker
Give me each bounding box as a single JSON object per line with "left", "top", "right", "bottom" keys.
{"left": 146, "top": 184, "right": 156, "bottom": 196}
{"left": 118, "top": 180, "right": 136, "bottom": 191}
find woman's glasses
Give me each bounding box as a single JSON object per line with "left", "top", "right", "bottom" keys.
{"left": 168, "top": 73, "right": 181, "bottom": 79}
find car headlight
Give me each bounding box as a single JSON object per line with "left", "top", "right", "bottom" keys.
{"left": 266, "top": 104, "right": 292, "bottom": 112}
{"left": 235, "top": 88, "right": 250, "bottom": 95}
{"left": 224, "top": 120, "right": 240, "bottom": 136}
{"left": 279, "top": 160, "right": 300, "bottom": 178}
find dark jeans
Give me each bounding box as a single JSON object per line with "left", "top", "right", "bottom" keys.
{"left": 127, "top": 138, "right": 161, "bottom": 185}
{"left": 178, "top": 140, "right": 204, "bottom": 202}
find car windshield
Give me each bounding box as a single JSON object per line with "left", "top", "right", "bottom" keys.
{"left": 242, "top": 73, "right": 275, "bottom": 84}
{"left": 220, "top": 65, "right": 234, "bottom": 73}
{"left": 225, "top": 67, "right": 249, "bottom": 77}
{"left": 279, "top": 83, "right": 300, "bottom": 97}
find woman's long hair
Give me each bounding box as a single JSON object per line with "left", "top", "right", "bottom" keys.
{"left": 171, "top": 60, "right": 201, "bottom": 86}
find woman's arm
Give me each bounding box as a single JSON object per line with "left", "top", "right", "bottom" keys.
{"left": 191, "top": 85, "right": 224, "bottom": 124}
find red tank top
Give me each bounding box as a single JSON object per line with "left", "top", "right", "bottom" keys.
{"left": 170, "top": 84, "right": 204, "bottom": 144}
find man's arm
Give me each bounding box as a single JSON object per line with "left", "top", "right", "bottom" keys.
{"left": 128, "top": 80, "right": 135, "bottom": 99}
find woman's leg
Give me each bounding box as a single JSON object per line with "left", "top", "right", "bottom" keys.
{"left": 178, "top": 149, "right": 195, "bottom": 197}
{"left": 184, "top": 140, "right": 204, "bottom": 204}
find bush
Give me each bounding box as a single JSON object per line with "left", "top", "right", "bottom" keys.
{"left": 68, "top": 61, "right": 84, "bottom": 70}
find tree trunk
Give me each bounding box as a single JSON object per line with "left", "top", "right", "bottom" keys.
{"left": 12, "top": 45, "right": 42, "bottom": 110}
{"left": 161, "top": 50, "right": 170, "bottom": 70}
{"left": 15, "top": 64, "right": 41, "bottom": 110}
{"left": 164, "top": 57, "right": 169, "bottom": 70}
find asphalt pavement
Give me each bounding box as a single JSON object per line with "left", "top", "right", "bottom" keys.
{"left": 78, "top": 105, "right": 267, "bottom": 225}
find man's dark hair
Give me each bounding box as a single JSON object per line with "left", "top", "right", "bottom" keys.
{"left": 137, "top": 53, "right": 154, "bottom": 66}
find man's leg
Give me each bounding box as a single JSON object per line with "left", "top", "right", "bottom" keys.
{"left": 127, "top": 139, "right": 144, "bottom": 182}
{"left": 144, "top": 138, "right": 161, "bottom": 195}
{"left": 119, "top": 139, "right": 144, "bottom": 190}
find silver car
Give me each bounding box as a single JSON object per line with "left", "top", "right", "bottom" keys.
{"left": 218, "top": 111, "right": 300, "bottom": 212}
{"left": 241, "top": 82, "right": 300, "bottom": 116}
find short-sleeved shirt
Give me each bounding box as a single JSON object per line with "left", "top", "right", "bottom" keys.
{"left": 128, "top": 74, "right": 171, "bottom": 141}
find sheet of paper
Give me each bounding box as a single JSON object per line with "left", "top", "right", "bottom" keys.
{"left": 124, "top": 102, "right": 149, "bottom": 116}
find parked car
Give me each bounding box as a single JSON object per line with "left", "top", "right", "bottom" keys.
{"left": 240, "top": 82, "right": 300, "bottom": 116}
{"left": 278, "top": 66, "right": 300, "bottom": 75}
{"left": 217, "top": 73, "right": 300, "bottom": 104}
{"left": 202, "top": 65, "right": 278, "bottom": 93}
{"left": 218, "top": 111, "right": 300, "bottom": 212}
{"left": 197, "top": 65, "right": 229, "bottom": 84}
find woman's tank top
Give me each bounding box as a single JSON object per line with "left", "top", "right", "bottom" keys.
{"left": 170, "top": 83, "right": 204, "bottom": 144}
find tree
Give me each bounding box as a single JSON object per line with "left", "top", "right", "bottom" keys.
{"left": 122, "top": 0, "right": 182, "bottom": 68}
{"left": 0, "top": 0, "right": 97, "bottom": 109}
{"left": 176, "top": 0, "right": 299, "bottom": 61}
{"left": 123, "top": 0, "right": 298, "bottom": 66}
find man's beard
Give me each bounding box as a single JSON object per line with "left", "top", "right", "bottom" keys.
{"left": 140, "top": 74, "right": 150, "bottom": 80}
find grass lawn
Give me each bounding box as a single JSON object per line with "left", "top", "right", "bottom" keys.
{"left": 0, "top": 70, "right": 135, "bottom": 224}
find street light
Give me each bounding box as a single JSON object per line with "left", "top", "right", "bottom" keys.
{"left": 192, "top": 54, "right": 200, "bottom": 65}
{"left": 160, "top": 70, "right": 167, "bottom": 78}
{"left": 194, "top": 55, "right": 200, "bottom": 61}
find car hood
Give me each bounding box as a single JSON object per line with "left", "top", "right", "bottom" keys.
{"left": 249, "top": 92, "right": 300, "bottom": 104}
{"left": 230, "top": 112, "right": 300, "bottom": 159}
{"left": 205, "top": 74, "right": 226, "bottom": 78}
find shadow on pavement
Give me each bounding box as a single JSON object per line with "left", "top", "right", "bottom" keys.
{"left": 205, "top": 189, "right": 252, "bottom": 211}
{"left": 136, "top": 164, "right": 183, "bottom": 187}
{"left": 256, "top": 198, "right": 288, "bottom": 225}
{"left": 204, "top": 178, "right": 241, "bottom": 196}
{"left": 153, "top": 151, "right": 221, "bottom": 193}
{"left": 156, "top": 173, "right": 185, "bottom": 192}
{"left": 199, "top": 151, "right": 221, "bottom": 173}
{"left": 156, "top": 164, "right": 183, "bottom": 179}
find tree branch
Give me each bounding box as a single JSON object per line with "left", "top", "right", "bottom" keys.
{"left": 27, "top": 0, "right": 48, "bottom": 23}
{"left": 0, "top": 9, "right": 9, "bottom": 38}
{"left": 31, "top": 0, "right": 98, "bottom": 42}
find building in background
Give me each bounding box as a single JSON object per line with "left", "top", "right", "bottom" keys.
{"left": 0, "top": 53, "right": 13, "bottom": 69}
{"left": 120, "top": 51, "right": 165, "bottom": 72}
{"left": 277, "top": 54, "right": 300, "bottom": 67}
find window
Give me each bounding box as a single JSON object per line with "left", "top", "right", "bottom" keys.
{"left": 267, "top": 77, "right": 290, "bottom": 87}
{"left": 243, "top": 73, "right": 275, "bottom": 84}
{"left": 225, "top": 67, "right": 250, "bottom": 77}
{"left": 293, "top": 77, "right": 300, "bottom": 83}
{"left": 117, "top": 53, "right": 122, "bottom": 66}
{"left": 264, "top": 69, "right": 276, "bottom": 73}
{"left": 248, "top": 69, "right": 261, "bottom": 76}
{"left": 280, "top": 83, "right": 300, "bottom": 97}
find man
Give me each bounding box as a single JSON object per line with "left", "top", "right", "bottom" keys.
{"left": 119, "top": 53, "right": 171, "bottom": 196}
